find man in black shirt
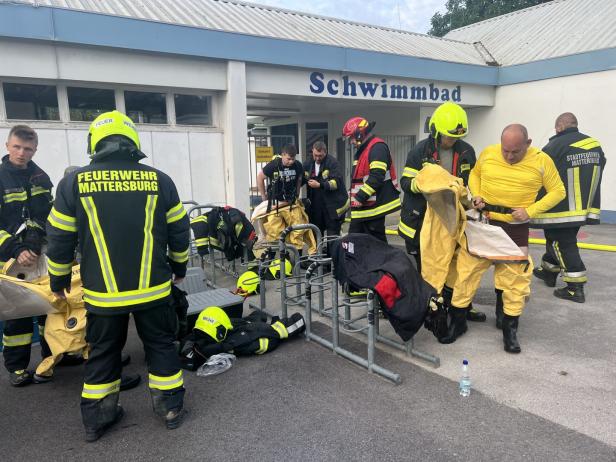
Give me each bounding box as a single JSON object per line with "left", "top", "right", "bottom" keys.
{"left": 257, "top": 145, "right": 315, "bottom": 253}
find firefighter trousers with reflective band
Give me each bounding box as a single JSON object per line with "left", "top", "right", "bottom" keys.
{"left": 541, "top": 226, "right": 586, "bottom": 283}
{"left": 2, "top": 315, "right": 51, "bottom": 373}
{"left": 452, "top": 243, "right": 533, "bottom": 317}
{"left": 81, "top": 303, "right": 184, "bottom": 430}
{"left": 348, "top": 217, "right": 386, "bottom": 243}
{"left": 262, "top": 205, "right": 317, "bottom": 254}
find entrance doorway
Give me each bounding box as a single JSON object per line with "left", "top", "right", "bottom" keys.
{"left": 247, "top": 132, "right": 296, "bottom": 210}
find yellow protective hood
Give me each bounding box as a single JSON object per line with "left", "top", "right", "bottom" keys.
{"left": 416, "top": 164, "right": 470, "bottom": 293}
{"left": 414, "top": 163, "right": 470, "bottom": 236}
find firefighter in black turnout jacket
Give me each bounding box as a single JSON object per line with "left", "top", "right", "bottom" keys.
{"left": 531, "top": 112, "right": 606, "bottom": 303}
{"left": 343, "top": 117, "right": 400, "bottom": 242}
{"left": 180, "top": 307, "right": 306, "bottom": 370}
{"left": 46, "top": 111, "right": 190, "bottom": 441}
{"left": 1, "top": 125, "right": 53, "bottom": 387}
{"left": 398, "top": 102, "right": 485, "bottom": 323}
{"left": 303, "top": 141, "right": 349, "bottom": 239}
{"left": 190, "top": 206, "right": 256, "bottom": 261}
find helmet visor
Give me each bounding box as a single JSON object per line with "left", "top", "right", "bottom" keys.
{"left": 447, "top": 125, "right": 467, "bottom": 136}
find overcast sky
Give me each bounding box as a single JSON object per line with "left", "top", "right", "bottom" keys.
{"left": 239, "top": 0, "right": 447, "bottom": 34}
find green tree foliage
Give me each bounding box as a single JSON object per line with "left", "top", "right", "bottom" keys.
{"left": 429, "top": 0, "right": 551, "bottom": 37}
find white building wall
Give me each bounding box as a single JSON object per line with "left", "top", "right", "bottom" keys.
{"left": 0, "top": 126, "right": 225, "bottom": 205}
{"left": 0, "top": 38, "right": 230, "bottom": 207}
{"left": 465, "top": 70, "right": 616, "bottom": 212}
{"left": 0, "top": 39, "right": 227, "bottom": 90}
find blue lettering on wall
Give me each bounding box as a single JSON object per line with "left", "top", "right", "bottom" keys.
{"left": 343, "top": 75, "right": 357, "bottom": 96}
{"left": 358, "top": 81, "right": 378, "bottom": 97}
{"left": 327, "top": 79, "right": 339, "bottom": 95}
{"left": 309, "top": 72, "right": 325, "bottom": 94}
{"left": 308, "top": 72, "right": 464, "bottom": 103}
{"left": 452, "top": 86, "right": 461, "bottom": 102}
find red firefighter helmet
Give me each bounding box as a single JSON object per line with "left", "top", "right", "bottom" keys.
{"left": 342, "top": 117, "right": 375, "bottom": 142}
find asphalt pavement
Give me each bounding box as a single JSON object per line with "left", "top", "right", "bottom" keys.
{"left": 1, "top": 224, "right": 615, "bottom": 461}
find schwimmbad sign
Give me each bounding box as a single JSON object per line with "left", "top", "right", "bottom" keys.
{"left": 246, "top": 65, "right": 494, "bottom": 106}
{"left": 309, "top": 72, "right": 462, "bottom": 102}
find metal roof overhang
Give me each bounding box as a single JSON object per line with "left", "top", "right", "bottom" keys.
{"left": 0, "top": 3, "right": 498, "bottom": 86}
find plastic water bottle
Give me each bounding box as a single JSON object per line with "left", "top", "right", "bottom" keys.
{"left": 459, "top": 359, "right": 471, "bottom": 397}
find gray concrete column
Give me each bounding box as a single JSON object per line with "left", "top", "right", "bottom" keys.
{"left": 222, "top": 60, "right": 250, "bottom": 213}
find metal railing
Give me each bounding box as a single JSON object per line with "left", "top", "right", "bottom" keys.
{"left": 191, "top": 209, "right": 440, "bottom": 374}
{"left": 304, "top": 260, "right": 401, "bottom": 383}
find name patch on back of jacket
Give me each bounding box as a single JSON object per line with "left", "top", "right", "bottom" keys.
{"left": 77, "top": 170, "right": 158, "bottom": 194}
{"left": 566, "top": 151, "right": 602, "bottom": 167}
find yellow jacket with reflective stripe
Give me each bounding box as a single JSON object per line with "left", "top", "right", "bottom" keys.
{"left": 531, "top": 128, "right": 606, "bottom": 228}
{"left": 46, "top": 152, "right": 190, "bottom": 315}
{"left": 469, "top": 144, "right": 565, "bottom": 223}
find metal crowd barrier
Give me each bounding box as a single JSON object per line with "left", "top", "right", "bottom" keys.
{"left": 188, "top": 205, "right": 440, "bottom": 371}
{"left": 340, "top": 296, "right": 441, "bottom": 368}
{"left": 185, "top": 202, "right": 247, "bottom": 288}
{"left": 304, "top": 261, "right": 401, "bottom": 384}
{"left": 278, "top": 223, "right": 323, "bottom": 319}
{"left": 246, "top": 240, "right": 281, "bottom": 318}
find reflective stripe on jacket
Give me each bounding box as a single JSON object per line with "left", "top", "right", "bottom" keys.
{"left": 350, "top": 136, "right": 400, "bottom": 221}
{"left": 398, "top": 137, "right": 475, "bottom": 245}
{"left": 46, "top": 154, "right": 190, "bottom": 315}
{"left": 531, "top": 127, "right": 606, "bottom": 228}
{"left": 0, "top": 155, "right": 53, "bottom": 260}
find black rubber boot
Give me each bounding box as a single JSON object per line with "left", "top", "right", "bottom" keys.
{"left": 554, "top": 283, "right": 585, "bottom": 303}
{"left": 437, "top": 306, "right": 469, "bottom": 344}
{"left": 150, "top": 387, "right": 186, "bottom": 427}
{"left": 441, "top": 286, "right": 453, "bottom": 307}
{"left": 85, "top": 404, "right": 124, "bottom": 443}
{"left": 119, "top": 373, "right": 141, "bottom": 391}
{"left": 57, "top": 353, "right": 85, "bottom": 367}
{"left": 466, "top": 304, "right": 487, "bottom": 323}
{"left": 165, "top": 408, "right": 188, "bottom": 430}
{"left": 9, "top": 369, "right": 33, "bottom": 387}
{"left": 533, "top": 267, "right": 558, "bottom": 287}
{"left": 33, "top": 372, "right": 53, "bottom": 384}
{"left": 502, "top": 314, "right": 521, "bottom": 354}
{"left": 495, "top": 289, "right": 504, "bottom": 329}
{"left": 442, "top": 286, "right": 486, "bottom": 323}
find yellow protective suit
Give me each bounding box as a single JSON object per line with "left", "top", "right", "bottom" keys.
{"left": 36, "top": 265, "right": 87, "bottom": 377}
{"left": 251, "top": 200, "right": 317, "bottom": 255}
{"left": 416, "top": 164, "right": 469, "bottom": 294}
{"left": 0, "top": 262, "right": 87, "bottom": 377}
{"left": 452, "top": 237, "right": 533, "bottom": 316}
{"left": 450, "top": 143, "right": 564, "bottom": 317}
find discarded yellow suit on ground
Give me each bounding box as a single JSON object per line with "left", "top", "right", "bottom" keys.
{"left": 0, "top": 261, "right": 87, "bottom": 377}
